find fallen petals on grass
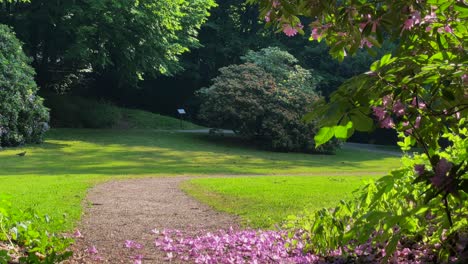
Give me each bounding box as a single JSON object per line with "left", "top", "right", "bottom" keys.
{"left": 154, "top": 227, "right": 318, "bottom": 263}
{"left": 86, "top": 245, "right": 98, "bottom": 254}
{"left": 153, "top": 227, "right": 443, "bottom": 263}
{"left": 131, "top": 254, "right": 144, "bottom": 264}
{"left": 73, "top": 229, "right": 83, "bottom": 238}
{"left": 125, "top": 240, "right": 143, "bottom": 249}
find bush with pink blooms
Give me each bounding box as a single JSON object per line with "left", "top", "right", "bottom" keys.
{"left": 249, "top": 0, "right": 467, "bottom": 262}
{"left": 198, "top": 48, "right": 341, "bottom": 153}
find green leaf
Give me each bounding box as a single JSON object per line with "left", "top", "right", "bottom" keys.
{"left": 333, "top": 121, "right": 353, "bottom": 139}
{"left": 349, "top": 111, "right": 373, "bottom": 131}
{"left": 334, "top": 126, "right": 348, "bottom": 139}
{"left": 314, "top": 127, "right": 335, "bottom": 147}
{"left": 380, "top": 53, "right": 392, "bottom": 66}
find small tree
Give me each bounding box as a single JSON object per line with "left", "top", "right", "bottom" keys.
{"left": 0, "top": 24, "right": 49, "bottom": 147}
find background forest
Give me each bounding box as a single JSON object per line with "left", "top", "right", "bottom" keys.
{"left": 0, "top": 0, "right": 395, "bottom": 144}
{"left": 1, "top": 0, "right": 467, "bottom": 263}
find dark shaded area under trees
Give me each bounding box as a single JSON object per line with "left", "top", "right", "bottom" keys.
{"left": 0, "top": 0, "right": 397, "bottom": 144}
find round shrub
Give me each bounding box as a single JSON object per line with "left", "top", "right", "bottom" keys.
{"left": 0, "top": 24, "right": 49, "bottom": 147}
{"left": 197, "top": 63, "right": 339, "bottom": 153}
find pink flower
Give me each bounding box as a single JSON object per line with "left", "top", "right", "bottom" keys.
{"left": 125, "top": 240, "right": 143, "bottom": 249}
{"left": 426, "top": 26, "right": 432, "bottom": 32}
{"left": 359, "top": 22, "right": 367, "bottom": 31}
{"left": 423, "top": 12, "right": 437, "bottom": 24}
{"left": 272, "top": 0, "right": 280, "bottom": 8}
{"left": 265, "top": 11, "right": 271, "bottom": 22}
{"left": 461, "top": 73, "right": 468, "bottom": 85}
{"left": 444, "top": 25, "right": 453, "bottom": 33}
{"left": 87, "top": 246, "right": 98, "bottom": 254}
{"left": 283, "top": 23, "right": 302, "bottom": 37}
{"left": 403, "top": 18, "right": 414, "bottom": 30}
{"left": 403, "top": 11, "right": 421, "bottom": 31}
{"left": 411, "top": 97, "right": 426, "bottom": 109}
{"left": 311, "top": 28, "right": 322, "bottom": 40}
{"left": 415, "top": 116, "right": 422, "bottom": 128}
{"left": 380, "top": 116, "right": 395, "bottom": 129}
{"left": 382, "top": 95, "right": 393, "bottom": 107}
{"left": 393, "top": 100, "right": 405, "bottom": 116}
{"left": 372, "top": 106, "right": 386, "bottom": 121}
{"left": 132, "top": 255, "right": 144, "bottom": 264}
{"left": 431, "top": 158, "right": 453, "bottom": 188}
{"left": 73, "top": 230, "right": 83, "bottom": 238}
{"left": 414, "top": 164, "right": 426, "bottom": 176}
{"left": 165, "top": 252, "right": 174, "bottom": 261}
{"left": 360, "top": 38, "right": 373, "bottom": 48}
{"left": 283, "top": 25, "right": 297, "bottom": 36}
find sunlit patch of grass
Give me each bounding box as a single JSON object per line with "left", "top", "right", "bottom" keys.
{"left": 182, "top": 176, "right": 378, "bottom": 228}
{"left": 0, "top": 129, "right": 400, "bottom": 232}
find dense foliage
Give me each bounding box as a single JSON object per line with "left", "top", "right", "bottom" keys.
{"left": 0, "top": 0, "right": 215, "bottom": 89}
{"left": 241, "top": 47, "right": 322, "bottom": 93}
{"left": 0, "top": 24, "right": 49, "bottom": 147}
{"left": 251, "top": 0, "right": 468, "bottom": 261}
{"left": 198, "top": 48, "right": 339, "bottom": 152}
{"left": 0, "top": 197, "right": 72, "bottom": 263}
{"left": 77, "top": 0, "right": 387, "bottom": 122}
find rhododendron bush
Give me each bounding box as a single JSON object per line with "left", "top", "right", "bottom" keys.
{"left": 0, "top": 24, "right": 49, "bottom": 147}
{"left": 198, "top": 48, "right": 340, "bottom": 153}
{"left": 249, "top": 0, "right": 468, "bottom": 262}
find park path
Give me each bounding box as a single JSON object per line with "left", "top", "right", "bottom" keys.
{"left": 68, "top": 177, "right": 238, "bottom": 263}
{"left": 67, "top": 170, "right": 393, "bottom": 263}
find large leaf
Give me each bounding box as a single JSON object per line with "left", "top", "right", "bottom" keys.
{"left": 334, "top": 121, "right": 353, "bottom": 139}
{"left": 349, "top": 109, "right": 374, "bottom": 131}
{"left": 314, "top": 126, "right": 335, "bottom": 147}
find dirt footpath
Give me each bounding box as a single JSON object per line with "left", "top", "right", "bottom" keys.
{"left": 68, "top": 177, "right": 238, "bottom": 263}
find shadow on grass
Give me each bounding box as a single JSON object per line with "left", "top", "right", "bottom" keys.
{"left": 0, "top": 129, "right": 400, "bottom": 177}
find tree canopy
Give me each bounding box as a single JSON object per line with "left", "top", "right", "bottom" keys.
{"left": 0, "top": 0, "right": 216, "bottom": 88}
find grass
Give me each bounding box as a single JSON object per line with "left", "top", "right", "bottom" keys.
{"left": 120, "top": 108, "right": 203, "bottom": 130}
{"left": 0, "top": 129, "right": 401, "bottom": 232}
{"left": 182, "top": 175, "right": 377, "bottom": 228}
{"left": 43, "top": 92, "right": 202, "bottom": 130}
{"left": 374, "top": 144, "right": 423, "bottom": 153}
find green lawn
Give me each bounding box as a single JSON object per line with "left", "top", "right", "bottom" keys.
{"left": 182, "top": 176, "right": 376, "bottom": 228}
{"left": 120, "top": 108, "right": 203, "bottom": 130}
{"left": 0, "top": 129, "right": 401, "bottom": 232}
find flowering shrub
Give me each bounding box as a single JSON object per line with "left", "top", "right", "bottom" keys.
{"left": 250, "top": 0, "right": 468, "bottom": 261}
{"left": 241, "top": 47, "right": 322, "bottom": 93}
{"left": 198, "top": 52, "right": 340, "bottom": 153}
{"left": 0, "top": 24, "right": 49, "bottom": 147}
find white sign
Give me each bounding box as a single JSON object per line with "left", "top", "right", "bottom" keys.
{"left": 177, "top": 109, "right": 186, "bottom": 114}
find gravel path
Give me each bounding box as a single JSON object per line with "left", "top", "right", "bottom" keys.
{"left": 68, "top": 177, "right": 238, "bottom": 263}
{"left": 67, "top": 171, "right": 391, "bottom": 263}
